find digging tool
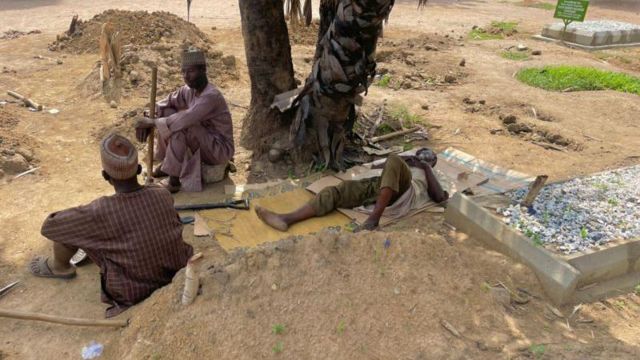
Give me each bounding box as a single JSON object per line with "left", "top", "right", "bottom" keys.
{"left": 175, "top": 198, "right": 250, "bottom": 211}
{"left": 146, "top": 66, "right": 158, "bottom": 183}
{"left": 0, "top": 280, "right": 20, "bottom": 299}
{"left": 0, "top": 309, "right": 128, "bottom": 328}
{"left": 7, "top": 90, "right": 43, "bottom": 111}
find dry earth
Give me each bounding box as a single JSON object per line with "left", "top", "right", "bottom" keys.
{"left": 1, "top": 0, "right": 640, "bottom": 359}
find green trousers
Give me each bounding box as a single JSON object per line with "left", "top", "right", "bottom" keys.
{"left": 309, "top": 154, "right": 412, "bottom": 216}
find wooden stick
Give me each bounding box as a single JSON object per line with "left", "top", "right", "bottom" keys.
{"left": 521, "top": 175, "right": 548, "bottom": 208}
{"left": 370, "top": 126, "right": 420, "bottom": 143}
{"left": 7, "top": 91, "right": 43, "bottom": 111}
{"left": 0, "top": 309, "right": 128, "bottom": 328}
{"left": 147, "top": 67, "right": 158, "bottom": 183}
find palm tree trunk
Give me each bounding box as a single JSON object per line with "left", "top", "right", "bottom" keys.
{"left": 239, "top": 0, "right": 297, "bottom": 151}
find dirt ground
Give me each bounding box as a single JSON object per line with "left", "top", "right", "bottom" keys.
{"left": 1, "top": 0, "right": 640, "bottom": 359}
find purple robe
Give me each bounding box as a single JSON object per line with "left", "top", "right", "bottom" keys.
{"left": 154, "top": 83, "right": 234, "bottom": 192}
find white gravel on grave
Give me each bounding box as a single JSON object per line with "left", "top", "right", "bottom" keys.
{"left": 497, "top": 165, "right": 640, "bottom": 255}
{"left": 561, "top": 20, "right": 640, "bottom": 33}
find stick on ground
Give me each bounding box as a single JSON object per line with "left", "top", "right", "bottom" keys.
{"left": 0, "top": 309, "right": 129, "bottom": 328}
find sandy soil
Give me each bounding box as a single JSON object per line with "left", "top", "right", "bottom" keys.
{"left": 1, "top": 0, "right": 639, "bottom": 359}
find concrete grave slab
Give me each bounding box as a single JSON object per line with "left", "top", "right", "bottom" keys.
{"left": 537, "top": 20, "right": 640, "bottom": 50}
{"left": 446, "top": 192, "right": 640, "bottom": 305}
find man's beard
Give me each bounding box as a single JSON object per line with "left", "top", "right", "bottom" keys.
{"left": 188, "top": 74, "right": 208, "bottom": 90}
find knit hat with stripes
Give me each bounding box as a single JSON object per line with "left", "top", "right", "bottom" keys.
{"left": 100, "top": 134, "right": 138, "bottom": 180}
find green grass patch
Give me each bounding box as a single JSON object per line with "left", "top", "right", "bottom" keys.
{"left": 529, "top": 344, "right": 546, "bottom": 359}
{"left": 516, "top": 66, "right": 640, "bottom": 95}
{"left": 389, "top": 104, "right": 424, "bottom": 127}
{"left": 501, "top": 51, "right": 529, "bottom": 61}
{"left": 375, "top": 74, "right": 392, "bottom": 87}
{"left": 518, "top": 1, "right": 555, "bottom": 10}
{"left": 336, "top": 320, "right": 347, "bottom": 335}
{"left": 272, "top": 342, "right": 284, "bottom": 354}
{"left": 492, "top": 21, "right": 518, "bottom": 32}
{"left": 272, "top": 324, "right": 285, "bottom": 335}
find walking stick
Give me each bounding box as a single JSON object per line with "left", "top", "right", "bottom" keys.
{"left": 147, "top": 66, "right": 158, "bottom": 183}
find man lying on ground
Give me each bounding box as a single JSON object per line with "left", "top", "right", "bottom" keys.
{"left": 256, "top": 148, "right": 449, "bottom": 232}
{"left": 29, "top": 134, "right": 193, "bottom": 318}
{"left": 135, "top": 47, "right": 235, "bottom": 193}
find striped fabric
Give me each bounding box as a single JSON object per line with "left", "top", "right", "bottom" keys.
{"left": 41, "top": 185, "right": 193, "bottom": 317}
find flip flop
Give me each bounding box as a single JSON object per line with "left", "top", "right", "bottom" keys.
{"left": 29, "top": 256, "right": 76, "bottom": 279}
{"left": 70, "top": 249, "right": 90, "bottom": 266}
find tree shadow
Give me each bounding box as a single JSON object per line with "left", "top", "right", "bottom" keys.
{"left": 0, "top": 0, "right": 62, "bottom": 11}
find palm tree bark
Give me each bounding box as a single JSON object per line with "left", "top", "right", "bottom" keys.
{"left": 239, "top": 0, "right": 297, "bottom": 151}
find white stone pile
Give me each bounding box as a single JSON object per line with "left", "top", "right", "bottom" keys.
{"left": 497, "top": 165, "right": 640, "bottom": 254}
{"left": 564, "top": 20, "right": 640, "bottom": 33}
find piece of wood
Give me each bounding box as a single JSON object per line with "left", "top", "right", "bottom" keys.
{"left": 0, "top": 309, "right": 128, "bottom": 328}
{"left": 532, "top": 141, "right": 566, "bottom": 152}
{"left": 7, "top": 91, "right": 42, "bottom": 111}
{"left": 147, "top": 67, "right": 158, "bottom": 183}
{"left": 521, "top": 175, "right": 548, "bottom": 208}
{"left": 369, "top": 127, "right": 420, "bottom": 143}
{"left": 440, "top": 319, "right": 461, "bottom": 338}
{"left": 67, "top": 15, "right": 79, "bottom": 36}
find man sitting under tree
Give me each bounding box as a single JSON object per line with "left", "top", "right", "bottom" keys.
{"left": 135, "top": 48, "right": 235, "bottom": 193}
{"left": 29, "top": 134, "right": 193, "bottom": 318}
{"left": 256, "top": 148, "right": 449, "bottom": 231}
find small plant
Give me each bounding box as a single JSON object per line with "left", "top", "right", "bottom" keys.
{"left": 529, "top": 344, "right": 546, "bottom": 359}
{"left": 376, "top": 74, "right": 392, "bottom": 87}
{"left": 614, "top": 300, "right": 626, "bottom": 310}
{"left": 634, "top": 283, "right": 640, "bottom": 295}
{"left": 608, "top": 198, "right": 619, "bottom": 206}
{"left": 403, "top": 142, "right": 414, "bottom": 151}
{"left": 336, "top": 320, "right": 346, "bottom": 335}
{"left": 389, "top": 104, "right": 424, "bottom": 127}
{"left": 593, "top": 182, "right": 609, "bottom": 191}
{"left": 481, "top": 282, "right": 492, "bottom": 292}
{"left": 532, "top": 233, "right": 543, "bottom": 247}
{"left": 272, "top": 324, "right": 285, "bottom": 335}
{"left": 469, "top": 27, "right": 502, "bottom": 41}
{"left": 580, "top": 227, "right": 588, "bottom": 240}
{"left": 501, "top": 51, "right": 529, "bottom": 61}
{"left": 376, "top": 123, "right": 396, "bottom": 135}
{"left": 288, "top": 168, "right": 297, "bottom": 180}
{"left": 272, "top": 342, "right": 284, "bottom": 354}
{"left": 492, "top": 21, "right": 518, "bottom": 33}
{"left": 542, "top": 211, "right": 550, "bottom": 225}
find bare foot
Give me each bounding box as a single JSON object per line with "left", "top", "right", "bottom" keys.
{"left": 255, "top": 206, "right": 288, "bottom": 231}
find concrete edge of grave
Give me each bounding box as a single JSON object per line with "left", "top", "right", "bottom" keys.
{"left": 565, "top": 238, "right": 640, "bottom": 288}
{"left": 574, "top": 271, "right": 640, "bottom": 304}
{"left": 532, "top": 34, "right": 640, "bottom": 50}
{"left": 444, "top": 193, "right": 581, "bottom": 305}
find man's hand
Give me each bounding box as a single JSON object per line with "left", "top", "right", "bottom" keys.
{"left": 134, "top": 117, "right": 155, "bottom": 143}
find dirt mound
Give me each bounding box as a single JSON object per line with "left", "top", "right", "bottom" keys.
{"left": 375, "top": 34, "right": 467, "bottom": 90}
{"left": 49, "top": 10, "right": 209, "bottom": 54}
{"left": 99, "top": 229, "right": 579, "bottom": 359}
{"left": 0, "top": 108, "right": 37, "bottom": 178}
{"left": 63, "top": 10, "right": 238, "bottom": 105}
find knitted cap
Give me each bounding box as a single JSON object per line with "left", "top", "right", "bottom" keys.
{"left": 100, "top": 134, "right": 138, "bottom": 180}
{"left": 181, "top": 48, "right": 206, "bottom": 67}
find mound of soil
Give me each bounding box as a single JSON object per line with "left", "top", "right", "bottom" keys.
{"left": 0, "top": 108, "right": 37, "bottom": 178}
{"left": 49, "top": 10, "right": 209, "bottom": 54}
{"left": 65, "top": 10, "right": 238, "bottom": 103}
{"left": 375, "top": 34, "right": 467, "bottom": 90}
{"left": 100, "top": 229, "right": 560, "bottom": 359}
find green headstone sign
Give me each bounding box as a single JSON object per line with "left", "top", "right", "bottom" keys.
{"left": 554, "top": 0, "right": 589, "bottom": 22}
